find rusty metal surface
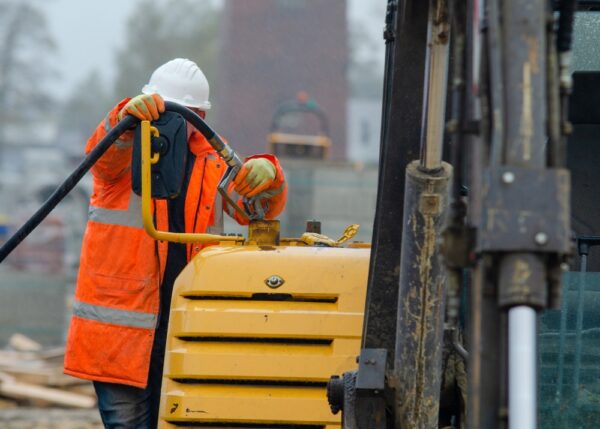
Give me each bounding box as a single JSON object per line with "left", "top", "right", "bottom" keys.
{"left": 440, "top": 327, "right": 467, "bottom": 427}
{"left": 468, "top": 1, "right": 560, "bottom": 427}
{"left": 361, "top": 0, "right": 429, "bottom": 357}
{"left": 356, "top": 349, "right": 387, "bottom": 392}
{"left": 478, "top": 167, "right": 571, "bottom": 254}
{"left": 498, "top": 253, "right": 548, "bottom": 308}
{"left": 501, "top": 0, "right": 547, "bottom": 168}
{"left": 468, "top": 262, "right": 504, "bottom": 429}
{"left": 248, "top": 220, "right": 281, "bottom": 246}
{"left": 341, "top": 1, "right": 431, "bottom": 426}
{"left": 394, "top": 161, "right": 451, "bottom": 429}
{"left": 355, "top": 397, "right": 388, "bottom": 429}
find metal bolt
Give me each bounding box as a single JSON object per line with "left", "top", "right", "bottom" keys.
{"left": 534, "top": 232, "right": 548, "bottom": 246}
{"left": 502, "top": 171, "right": 515, "bottom": 184}
{"left": 445, "top": 119, "right": 458, "bottom": 133}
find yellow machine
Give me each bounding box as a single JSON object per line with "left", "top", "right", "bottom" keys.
{"left": 133, "top": 120, "right": 368, "bottom": 427}
{"left": 157, "top": 229, "right": 369, "bottom": 428}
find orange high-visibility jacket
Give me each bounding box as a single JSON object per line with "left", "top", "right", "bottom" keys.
{"left": 64, "top": 99, "right": 287, "bottom": 388}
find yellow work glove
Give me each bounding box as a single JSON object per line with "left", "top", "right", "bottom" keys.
{"left": 233, "top": 158, "right": 276, "bottom": 198}
{"left": 117, "top": 93, "right": 165, "bottom": 122}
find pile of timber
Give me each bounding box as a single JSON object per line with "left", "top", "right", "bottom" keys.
{"left": 0, "top": 334, "right": 96, "bottom": 409}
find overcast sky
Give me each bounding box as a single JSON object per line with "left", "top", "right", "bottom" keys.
{"left": 39, "top": 0, "right": 386, "bottom": 100}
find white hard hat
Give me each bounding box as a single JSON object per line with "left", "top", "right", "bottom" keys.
{"left": 142, "top": 58, "right": 211, "bottom": 110}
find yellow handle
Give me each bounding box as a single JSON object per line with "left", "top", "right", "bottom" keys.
{"left": 140, "top": 120, "right": 241, "bottom": 244}
{"left": 299, "top": 224, "right": 360, "bottom": 247}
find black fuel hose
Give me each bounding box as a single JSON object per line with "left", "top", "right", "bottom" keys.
{"left": 164, "top": 102, "right": 242, "bottom": 168}
{"left": 0, "top": 102, "right": 233, "bottom": 264}
{"left": 0, "top": 115, "right": 136, "bottom": 263}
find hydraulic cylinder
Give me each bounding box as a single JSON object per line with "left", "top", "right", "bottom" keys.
{"left": 394, "top": 160, "right": 452, "bottom": 428}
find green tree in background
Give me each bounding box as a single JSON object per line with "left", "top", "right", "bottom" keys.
{"left": 0, "top": 0, "right": 58, "bottom": 164}
{"left": 58, "top": 71, "right": 113, "bottom": 153}
{"left": 0, "top": 0, "right": 57, "bottom": 119}
{"left": 58, "top": 0, "right": 221, "bottom": 156}
{"left": 113, "top": 0, "right": 221, "bottom": 100}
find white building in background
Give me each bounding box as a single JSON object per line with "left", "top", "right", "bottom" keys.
{"left": 346, "top": 97, "right": 382, "bottom": 165}
{"left": 0, "top": 116, "right": 90, "bottom": 275}
{"left": 1, "top": 117, "right": 60, "bottom": 185}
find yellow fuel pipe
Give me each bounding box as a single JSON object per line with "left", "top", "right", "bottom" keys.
{"left": 140, "top": 120, "right": 242, "bottom": 244}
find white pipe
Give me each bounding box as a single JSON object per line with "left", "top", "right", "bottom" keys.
{"left": 509, "top": 306, "right": 537, "bottom": 429}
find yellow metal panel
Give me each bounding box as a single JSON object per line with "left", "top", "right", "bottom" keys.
{"left": 175, "top": 246, "right": 369, "bottom": 312}
{"left": 173, "top": 298, "right": 339, "bottom": 312}
{"left": 169, "top": 307, "right": 363, "bottom": 339}
{"left": 167, "top": 337, "right": 361, "bottom": 362}
{"left": 161, "top": 383, "right": 338, "bottom": 425}
{"left": 165, "top": 340, "right": 361, "bottom": 382}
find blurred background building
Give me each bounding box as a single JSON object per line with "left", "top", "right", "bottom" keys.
{"left": 215, "top": 0, "right": 348, "bottom": 159}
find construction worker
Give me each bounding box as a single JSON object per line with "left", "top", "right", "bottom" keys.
{"left": 63, "top": 58, "right": 287, "bottom": 428}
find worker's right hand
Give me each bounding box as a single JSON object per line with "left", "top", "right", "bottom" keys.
{"left": 233, "top": 158, "right": 277, "bottom": 198}
{"left": 117, "top": 94, "right": 165, "bottom": 122}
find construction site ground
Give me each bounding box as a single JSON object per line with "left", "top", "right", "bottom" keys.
{"left": 0, "top": 408, "right": 102, "bottom": 429}
{"left": 0, "top": 333, "right": 101, "bottom": 429}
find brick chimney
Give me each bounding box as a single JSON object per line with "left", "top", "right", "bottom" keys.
{"left": 214, "top": 0, "right": 348, "bottom": 159}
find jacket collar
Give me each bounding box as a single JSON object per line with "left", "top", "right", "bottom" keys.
{"left": 188, "top": 130, "right": 214, "bottom": 156}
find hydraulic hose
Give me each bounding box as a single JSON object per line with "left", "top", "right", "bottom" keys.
{"left": 164, "top": 102, "right": 243, "bottom": 169}
{"left": 0, "top": 115, "right": 137, "bottom": 263}
{"left": 0, "top": 102, "right": 239, "bottom": 264}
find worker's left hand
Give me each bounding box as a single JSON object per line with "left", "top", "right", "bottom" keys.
{"left": 233, "top": 158, "right": 277, "bottom": 198}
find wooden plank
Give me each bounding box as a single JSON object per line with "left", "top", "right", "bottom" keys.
{"left": 0, "top": 397, "right": 18, "bottom": 409}
{"left": 36, "top": 346, "right": 65, "bottom": 362}
{"left": 0, "top": 350, "right": 40, "bottom": 363}
{"left": 0, "top": 367, "right": 53, "bottom": 386}
{"left": 0, "top": 346, "right": 64, "bottom": 363}
{"left": 0, "top": 380, "right": 96, "bottom": 408}
{"left": 0, "top": 366, "right": 86, "bottom": 387}
{"left": 8, "top": 334, "right": 42, "bottom": 352}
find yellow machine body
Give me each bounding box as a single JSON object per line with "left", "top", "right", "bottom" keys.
{"left": 158, "top": 241, "right": 369, "bottom": 428}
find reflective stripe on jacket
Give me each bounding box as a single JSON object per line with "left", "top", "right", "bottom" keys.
{"left": 64, "top": 98, "right": 287, "bottom": 388}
